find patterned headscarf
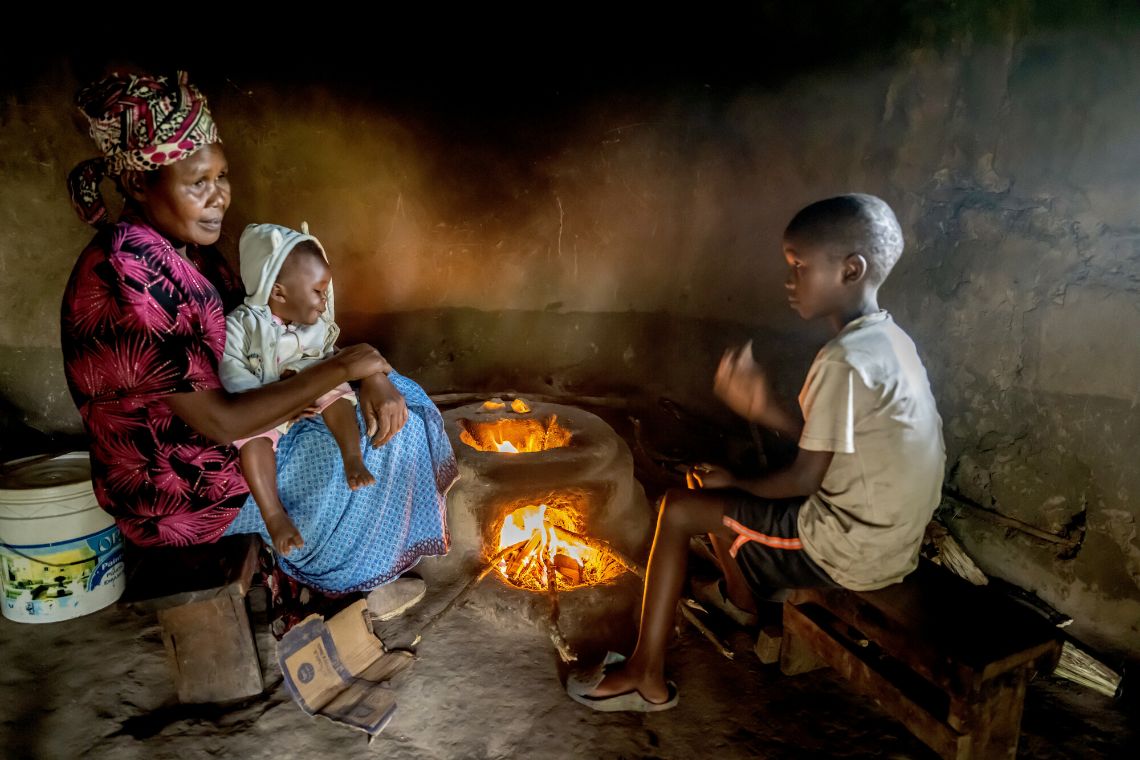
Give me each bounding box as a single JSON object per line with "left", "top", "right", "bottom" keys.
{"left": 67, "top": 70, "right": 221, "bottom": 226}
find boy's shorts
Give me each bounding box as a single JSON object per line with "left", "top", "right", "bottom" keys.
{"left": 722, "top": 493, "right": 839, "bottom": 597}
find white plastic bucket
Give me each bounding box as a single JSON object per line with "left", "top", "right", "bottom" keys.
{"left": 0, "top": 452, "right": 124, "bottom": 623}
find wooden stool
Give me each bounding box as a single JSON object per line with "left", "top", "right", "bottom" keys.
{"left": 120, "top": 535, "right": 264, "bottom": 704}
{"left": 780, "top": 560, "right": 1062, "bottom": 760}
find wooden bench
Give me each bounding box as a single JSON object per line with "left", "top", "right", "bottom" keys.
{"left": 779, "top": 559, "right": 1062, "bottom": 760}
{"left": 119, "top": 534, "right": 265, "bottom": 704}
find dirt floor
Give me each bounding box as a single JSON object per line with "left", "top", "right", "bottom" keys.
{"left": 1, "top": 401, "right": 1136, "bottom": 759}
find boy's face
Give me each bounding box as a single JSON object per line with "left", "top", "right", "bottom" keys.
{"left": 781, "top": 237, "right": 851, "bottom": 321}
{"left": 271, "top": 253, "right": 331, "bottom": 326}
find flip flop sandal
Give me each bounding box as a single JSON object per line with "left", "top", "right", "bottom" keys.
{"left": 566, "top": 652, "right": 679, "bottom": 713}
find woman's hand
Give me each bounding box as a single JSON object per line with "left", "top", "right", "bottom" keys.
{"left": 358, "top": 372, "right": 408, "bottom": 448}
{"left": 713, "top": 341, "right": 772, "bottom": 424}
{"left": 687, "top": 463, "right": 737, "bottom": 490}
{"left": 335, "top": 344, "right": 392, "bottom": 382}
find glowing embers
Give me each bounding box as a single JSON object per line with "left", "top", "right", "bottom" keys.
{"left": 494, "top": 495, "right": 625, "bottom": 592}
{"left": 458, "top": 416, "right": 572, "bottom": 454}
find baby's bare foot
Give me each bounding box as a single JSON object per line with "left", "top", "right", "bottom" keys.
{"left": 265, "top": 512, "right": 304, "bottom": 556}
{"left": 345, "top": 458, "right": 376, "bottom": 491}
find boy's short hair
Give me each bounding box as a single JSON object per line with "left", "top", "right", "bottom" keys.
{"left": 785, "top": 194, "right": 904, "bottom": 286}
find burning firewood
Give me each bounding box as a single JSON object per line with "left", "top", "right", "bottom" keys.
{"left": 544, "top": 557, "right": 578, "bottom": 663}
{"left": 505, "top": 531, "right": 544, "bottom": 579}
{"left": 552, "top": 553, "right": 582, "bottom": 585}
{"left": 414, "top": 540, "right": 527, "bottom": 643}
{"left": 548, "top": 524, "right": 646, "bottom": 580}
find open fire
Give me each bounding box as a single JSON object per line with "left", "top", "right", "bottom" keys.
{"left": 494, "top": 498, "right": 624, "bottom": 591}
{"left": 458, "top": 416, "right": 572, "bottom": 454}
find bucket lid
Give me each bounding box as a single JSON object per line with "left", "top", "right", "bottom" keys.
{"left": 0, "top": 452, "right": 93, "bottom": 498}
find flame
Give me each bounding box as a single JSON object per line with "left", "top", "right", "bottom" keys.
{"left": 482, "top": 398, "right": 506, "bottom": 411}
{"left": 495, "top": 502, "right": 622, "bottom": 591}
{"left": 458, "top": 416, "right": 572, "bottom": 453}
{"left": 510, "top": 398, "right": 531, "bottom": 413}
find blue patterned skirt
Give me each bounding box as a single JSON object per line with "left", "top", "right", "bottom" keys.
{"left": 224, "top": 372, "right": 458, "bottom": 594}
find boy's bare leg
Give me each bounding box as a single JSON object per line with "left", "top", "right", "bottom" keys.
{"left": 587, "top": 488, "right": 738, "bottom": 702}
{"left": 709, "top": 533, "right": 759, "bottom": 614}
{"left": 241, "top": 437, "right": 303, "bottom": 556}
{"left": 322, "top": 398, "right": 375, "bottom": 491}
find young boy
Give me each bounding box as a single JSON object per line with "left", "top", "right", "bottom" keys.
{"left": 220, "top": 222, "right": 375, "bottom": 556}
{"left": 568, "top": 193, "right": 945, "bottom": 711}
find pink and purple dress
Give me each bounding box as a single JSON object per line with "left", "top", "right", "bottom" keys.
{"left": 61, "top": 215, "right": 456, "bottom": 593}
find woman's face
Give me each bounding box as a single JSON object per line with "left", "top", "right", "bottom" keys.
{"left": 130, "top": 144, "right": 231, "bottom": 247}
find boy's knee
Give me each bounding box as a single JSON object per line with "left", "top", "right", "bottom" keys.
{"left": 658, "top": 488, "right": 708, "bottom": 532}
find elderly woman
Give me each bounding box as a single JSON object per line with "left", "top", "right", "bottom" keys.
{"left": 61, "top": 71, "right": 456, "bottom": 618}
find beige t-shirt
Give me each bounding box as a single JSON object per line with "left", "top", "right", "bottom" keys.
{"left": 796, "top": 311, "right": 945, "bottom": 590}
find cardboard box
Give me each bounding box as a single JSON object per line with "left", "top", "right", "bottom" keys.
{"left": 277, "top": 599, "right": 414, "bottom": 737}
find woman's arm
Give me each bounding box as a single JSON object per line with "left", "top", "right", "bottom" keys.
{"left": 166, "top": 344, "right": 387, "bottom": 444}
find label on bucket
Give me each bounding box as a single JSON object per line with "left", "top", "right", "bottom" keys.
{"left": 1, "top": 525, "right": 125, "bottom": 623}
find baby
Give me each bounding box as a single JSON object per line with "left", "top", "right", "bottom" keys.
{"left": 220, "top": 222, "right": 374, "bottom": 555}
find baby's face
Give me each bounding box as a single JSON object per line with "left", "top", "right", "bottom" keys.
{"left": 272, "top": 253, "right": 331, "bottom": 326}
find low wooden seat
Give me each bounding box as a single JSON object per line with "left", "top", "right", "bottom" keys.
{"left": 120, "top": 534, "right": 264, "bottom": 704}
{"left": 780, "top": 559, "right": 1062, "bottom": 759}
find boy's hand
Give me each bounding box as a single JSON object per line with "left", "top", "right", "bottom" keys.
{"left": 687, "top": 463, "right": 736, "bottom": 490}
{"left": 714, "top": 341, "right": 771, "bottom": 423}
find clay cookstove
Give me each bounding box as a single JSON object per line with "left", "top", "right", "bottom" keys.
{"left": 442, "top": 398, "right": 651, "bottom": 596}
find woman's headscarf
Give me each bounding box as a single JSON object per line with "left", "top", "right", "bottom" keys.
{"left": 67, "top": 70, "right": 221, "bottom": 227}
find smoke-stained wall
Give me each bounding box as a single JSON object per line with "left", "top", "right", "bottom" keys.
{"left": 2, "top": 23, "right": 1138, "bottom": 661}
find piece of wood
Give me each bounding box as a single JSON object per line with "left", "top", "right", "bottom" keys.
{"left": 549, "top": 524, "right": 646, "bottom": 579}
{"left": 118, "top": 535, "right": 265, "bottom": 704}
{"left": 942, "top": 489, "right": 1079, "bottom": 550}
{"left": 754, "top": 624, "right": 782, "bottom": 665}
{"left": 779, "top": 607, "right": 827, "bottom": 676}
{"left": 545, "top": 558, "right": 577, "bottom": 663}
{"left": 781, "top": 559, "right": 1062, "bottom": 760}
{"left": 120, "top": 535, "right": 261, "bottom": 612}
{"left": 783, "top": 601, "right": 969, "bottom": 760}
{"left": 414, "top": 540, "right": 526, "bottom": 641}
{"left": 678, "top": 600, "right": 734, "bottom": 660}
{"left": 794, "top": 561, "right": 1061, "bottom": 696}
{"left": 157, "top": 593, "right": 263, "bottom": 704}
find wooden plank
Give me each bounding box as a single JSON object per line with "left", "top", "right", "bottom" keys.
{"left": 856, "top": 562, "right": 1059, "bottom": 667}
{"left": 779, "top": 615, "right": 826, "bottom": 675}
{"left": 121, "top": 535, "right": 261, "bottom": 611}
{"left": 157, "top": 594, "right": 264, "bottom": 703}
{"left": 947, "top": 667, "right": 1028, "bottom": 758}
{"left": 754, "top": 625, "right": 783, "bottom": 665}
{"left": 783, "top": 602, "right": 969, "bottom": 760}
{"left": 796, "top": 561, "right": 1062, "bottom": 696}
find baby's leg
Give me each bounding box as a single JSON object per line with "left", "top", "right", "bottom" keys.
{"left": 241, "top": 437, "right": 304, "bottom": 556}
{"left": 323, "top": 398, "right": 375, "bottom": 491}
